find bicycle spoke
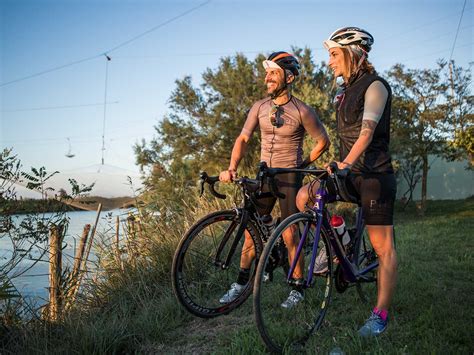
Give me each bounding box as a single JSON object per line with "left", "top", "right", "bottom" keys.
{"left": 172, "top": 210, "right": 261, "bottom": 318}
{"left": 254, "top": 213, "right": 333, "bottom": 352}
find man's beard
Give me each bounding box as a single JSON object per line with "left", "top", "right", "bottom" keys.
{"left": 268, "top": 80, "right": 287, "bottom": 99}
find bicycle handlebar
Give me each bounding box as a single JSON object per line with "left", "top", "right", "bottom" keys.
{"left": 199, "top": 161, "right": 354, "bottom": 202}
{"left": 199, "top": 172, "right": 226, "bottom": 199}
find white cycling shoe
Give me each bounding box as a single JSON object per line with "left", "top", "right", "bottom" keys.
{"left": 219, "top": 282, "right": 246, "bottom": 304}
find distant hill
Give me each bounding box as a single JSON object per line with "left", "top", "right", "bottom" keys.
{"left": 11, "top": 164, "right": 143, "bottom": 199}
{"left": 6, "top": 196, "right": 141, "bottom": 214}
{"left": 70, "top": 196, "right": 141, "bottom": 211}
{"left": 49, "top": 164, "right": 143, "bottom": 198}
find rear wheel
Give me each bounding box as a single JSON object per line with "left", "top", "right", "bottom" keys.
{"left": 172, "top": 210, "right": 262, "bottom": 318}
{"left": 253, "top": 212, "right": 333, "bottom": 353}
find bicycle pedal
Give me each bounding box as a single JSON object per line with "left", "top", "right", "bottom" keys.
{"left": 287, "top": 278, "right": 306, "bottom": 287}
{"left": 263, "top": 272, "right": 273, "bottom": 282}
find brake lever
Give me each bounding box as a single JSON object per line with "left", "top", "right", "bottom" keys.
{"left": 199, "top": 172, "right": 208, "bottom": 197}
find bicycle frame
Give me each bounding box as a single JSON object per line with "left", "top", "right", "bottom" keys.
{"left": 287, "top": 178, "right": 379, "bottom": 287}
{"left": 212, "top": 180, "right": 275, "bottom": 270}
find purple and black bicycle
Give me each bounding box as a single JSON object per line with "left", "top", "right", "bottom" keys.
{"left": 253, "top": 164, "right": 379, "bottom": 353}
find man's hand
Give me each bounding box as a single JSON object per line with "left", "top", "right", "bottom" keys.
{"left": 219, "top": 169, "right": 237, "bottom": 182}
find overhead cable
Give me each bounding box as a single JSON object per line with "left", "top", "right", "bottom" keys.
{"left": 449, "top": 0, "right": 468, "bottom": 62}
{"left": 2, "top": 101, "right": 119, "bottom": 113}
{"left": 0, "top": 0, "right": 212, "bottom": 88}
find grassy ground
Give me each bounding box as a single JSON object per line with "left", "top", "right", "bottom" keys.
{"left": 156, "top": 199, "right": 474, "bottom": 354}
{"left": 2, "top": 198, "right": 473, "bottom": 353}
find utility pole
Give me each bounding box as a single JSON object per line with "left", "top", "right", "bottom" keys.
{"left": 101, "top": 54, "right": 112, "bottom": 165}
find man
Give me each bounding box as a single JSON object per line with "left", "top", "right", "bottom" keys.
{"left": 219, "top": 51, "right": 330, "bottom": 308}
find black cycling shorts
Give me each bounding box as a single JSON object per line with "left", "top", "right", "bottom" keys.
{"left": 345, "top": 173, "right": 397, "bottom": 226}
{"left": 255, "top": 172, "right": 303, "bottom": 220}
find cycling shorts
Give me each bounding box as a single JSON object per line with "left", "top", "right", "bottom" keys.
{"left": 255, "top": 172, "right": 303, "bottom": 220}
{"left": 345, "top": 173, "right": 397, "bottom": 226}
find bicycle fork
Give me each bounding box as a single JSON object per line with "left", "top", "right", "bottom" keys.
{"left": 214, "top": 209, "right": 249, "bottom": 269}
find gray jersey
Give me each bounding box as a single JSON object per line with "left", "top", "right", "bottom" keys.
{"left": 241, "top": 96, "right": 326, "bottom": 168}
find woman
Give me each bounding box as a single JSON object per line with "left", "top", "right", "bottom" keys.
{"left": 297, "top": 27, "right": 397, "bottom": 337}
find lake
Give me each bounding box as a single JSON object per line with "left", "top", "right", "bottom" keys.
{"left": 0, "top": 209, "right": 133, "bottom": 305}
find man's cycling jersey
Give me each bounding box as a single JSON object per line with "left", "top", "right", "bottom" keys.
{"left": 241, "top": 96, "right": 326, "bottom": 168}
{"left": 337, "top": 71, "right": 394, "bottom": 174}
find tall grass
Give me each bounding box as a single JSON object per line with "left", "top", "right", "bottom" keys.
{"left": 2, "top": 197, "right": 473, "bottom": 353}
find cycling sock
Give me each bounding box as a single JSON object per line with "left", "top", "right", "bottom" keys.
{"left": 237, "top": 268, "right": 250, "bottom": 285}
{"left": 373, "top": 307, "right": 388, "bottom": 321}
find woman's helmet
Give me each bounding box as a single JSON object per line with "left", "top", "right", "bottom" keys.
{"left": 263, "top": 52, "right": 300, "bottom": 76}
{"left": 323, "top": 27, "right": 374, "bottom": 53}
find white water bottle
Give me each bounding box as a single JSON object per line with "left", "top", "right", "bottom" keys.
{"left": 330, "top": 215, "right": 351, "bottom": 246}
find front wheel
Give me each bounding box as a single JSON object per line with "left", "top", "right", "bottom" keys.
{"left": 253, "top": 212, "right": 333, "bottom": 353}
{"left": 172, "top": 209, "right": 262, "bottom": 318}
{"left": 352, "top": 226, "right": 378, "bottom": 304}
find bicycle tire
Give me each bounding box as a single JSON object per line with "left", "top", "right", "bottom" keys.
{"left": 172, "top": 209, "right": 262, "bottom": 318}
{"left": 253, "top": 212, "right": 333, "bottom": 353}
{"left": 353, "top": 225, "right": 378, "bottom": 304}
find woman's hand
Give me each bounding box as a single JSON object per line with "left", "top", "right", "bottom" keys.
{"left": 325, "top": 161, "right": 352, "bottom": 173}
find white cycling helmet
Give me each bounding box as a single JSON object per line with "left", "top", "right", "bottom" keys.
{"left": 323, "top": 27, "right": 374, "bottom": 52}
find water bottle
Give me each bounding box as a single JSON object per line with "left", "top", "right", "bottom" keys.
{"left": 330, "top": 215, "right": 351, "bottom": 247}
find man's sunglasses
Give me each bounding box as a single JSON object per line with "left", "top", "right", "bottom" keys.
{"left": 269, "top": 105, "right": 283, "bottom": 128}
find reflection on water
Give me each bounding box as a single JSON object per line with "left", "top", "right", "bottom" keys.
{"left": 0, "top": 209, "right": 133, "bottom": 304}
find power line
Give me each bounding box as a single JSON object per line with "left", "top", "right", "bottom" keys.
{"left": 104, "top": 0, "right": 211, "bottom": 55}
{"left": 0, "top": 54, "right": 102, "bottom": 88}
{"left": 382, "top": 6, "right": 472, "bottom": 40}
{"left": 392, "top": 24, "right": 473, "bottom": 52}
{"left": 113, "top": 24, "right": 473, "bottom": 60}
{"left": 0, "top": 2, "right": 466, "bottom": 89}
{"left": 398, "top": 41, "right": 473, "bottom": 63}
{"left": 0, "top": 0, "right": 212, "bottom": 88}
{"left": 101, "top": 55, "right": 111, "bottom": 165}
{"left": 2, "top": 101, "right": 119, "bottom": 113}
{"left": 449, "top": 0, "right": 468, "bottom": 62}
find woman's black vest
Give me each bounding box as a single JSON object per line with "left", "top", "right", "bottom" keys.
{"left": 337, "top": 71, "right": 394, "bottom": 174}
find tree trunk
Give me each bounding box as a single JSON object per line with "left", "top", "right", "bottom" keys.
{"left": 420, "top": 153, "right": 429, "bottom": 215}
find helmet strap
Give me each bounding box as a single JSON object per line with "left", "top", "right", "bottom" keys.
{"left": 357, "top": 50, "right": 367, "bottom": 68}
{"left": 270, "top": 70, "right": 288, "bottom": 99}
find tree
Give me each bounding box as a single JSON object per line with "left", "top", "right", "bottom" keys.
{"left": 442, "top": 60, "right": 473, "bottom": 168}
{"left": 0, "top": 148, "right": 93, "bottom": 319}
{"left": 388, "top": 62, "right": 450, "bottom": 213}
{"left": 135, "top": 49, "right": 336, "bottom": 208}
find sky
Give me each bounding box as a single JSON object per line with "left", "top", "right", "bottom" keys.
{"left": 1, "top": 0, "right": 473, "bottom": 179}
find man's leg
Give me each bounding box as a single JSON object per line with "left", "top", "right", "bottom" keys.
{"left": 282, "top": 225, "right": 304, "bottom": 279}
{"left": 240, "top": 230, "right": 256, "bottom": 269}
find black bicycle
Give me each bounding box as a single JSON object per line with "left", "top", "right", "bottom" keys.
{"left": 171, "top": 163, "right": 287, "bottom": 318}
{"left": 253, "top": 165, "right": 378, "bottom": 352}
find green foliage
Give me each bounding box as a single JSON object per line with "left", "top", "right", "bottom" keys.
{"left": 135, "top": 48, "right": 337, "bottom": 206}
{"left": 5, "top": 198, "right": 472, "bottom": 353}
{"left": 0, "top": 149, "right": 94, "bottom": 325}
{"left": 441, "top": 61, "right": 473, "bottom": 167}
{"left": 387, "top": 62, "right": 452, "bottom": 208}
